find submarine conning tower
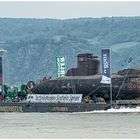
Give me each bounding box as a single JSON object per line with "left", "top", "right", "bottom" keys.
{"left": 66, "top": 53, "right": 100, "bottom": 76}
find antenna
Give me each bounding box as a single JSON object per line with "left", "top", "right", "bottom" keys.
{"left": 0, "top": 48, "right": 7, "bottom": 95}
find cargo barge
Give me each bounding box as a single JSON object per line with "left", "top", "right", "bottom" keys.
{"left": 0, "top": 100, "right": 140, "bottom": 112}
{"left": 0, "top": 102, "right": 110, "bottom": 112}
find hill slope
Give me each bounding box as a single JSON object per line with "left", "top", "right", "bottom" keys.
{"left": 0, "top": 17, "right": 140, "bottom": 84}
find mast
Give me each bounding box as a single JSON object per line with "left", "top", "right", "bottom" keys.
{"left": 110, "top": 48, "right": 112, "bottom": 107}
{"left": 0, "top": 49, "right": 7, "bottom": 96}
{"left": 100, "top": 48, "right": 112, "bottom": 107}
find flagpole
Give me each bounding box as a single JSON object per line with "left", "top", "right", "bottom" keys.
{"left": 110, "top": 48, "right": 112, "bottom": 107}
{"left": 0, "top": 49, "right": 7, "bottom": 95}
{"left": 100, "top": 48, "right": 112, "bottom": 108}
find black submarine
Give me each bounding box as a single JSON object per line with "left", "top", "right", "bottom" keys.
{"left": 32, "top": 53, "right": 140, "bottom": 102}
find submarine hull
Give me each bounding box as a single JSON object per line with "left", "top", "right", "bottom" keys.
{"left": 32, "top": 74, "right": 140, "bottom": 101}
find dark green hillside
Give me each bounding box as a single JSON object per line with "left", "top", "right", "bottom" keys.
{"left": 0, "top": 17, "right": 140, "bottom": 84}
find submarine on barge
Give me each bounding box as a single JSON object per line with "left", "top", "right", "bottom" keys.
{"left": 1, "top": 53, "right": 140, "bottom": 112}
{"left": 32, "top": 53, "right": 140, "bottom": 102}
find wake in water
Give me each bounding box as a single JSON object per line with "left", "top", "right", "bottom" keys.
{"left": 73, "top": 106, "right": 140, "bottom": 114}
{"left": 95, "top": 106, "right": 140, "bottom": 113}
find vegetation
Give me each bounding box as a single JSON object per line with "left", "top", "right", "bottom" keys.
{"left": 0, "top": 17, "right": 140, "bottom": 84}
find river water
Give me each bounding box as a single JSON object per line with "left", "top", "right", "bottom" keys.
{"left": 0, "top": 107, "right": 140, "bottom": 139}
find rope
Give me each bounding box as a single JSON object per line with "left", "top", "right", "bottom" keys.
{"left": 71, "top": 79, "right": 76, "bottom": 94}
{"left": 87, "top": 86, "right": 101, "bottom": 96}
{"left": 115, "top": 69, "right": 129, "bottom": 100}
{"left": 49, "top": 86, "right": 56, "bottom": 94}
{"left": 49, "top": 78, "right": 60, "bottom": 94}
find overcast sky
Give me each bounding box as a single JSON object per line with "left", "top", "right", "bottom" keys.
{"left": 0, "top": 1, "right": 140, "bottom": 19}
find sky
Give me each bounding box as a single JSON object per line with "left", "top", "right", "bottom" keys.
{"left": 0, "top": 1, "right": 140, "bottom": 19}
